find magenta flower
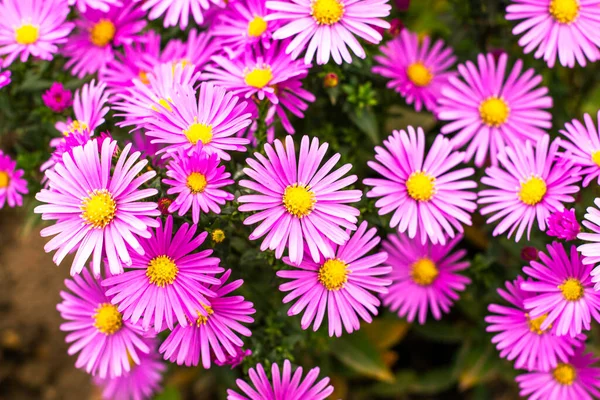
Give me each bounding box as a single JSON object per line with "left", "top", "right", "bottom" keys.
{"left": 437, "top": 53, "right": 552, "bottom": 167}
{"left": 364, "top": 126, "right": 477, "bottom": 245}
{"left": 159, "top": 269, "right": 255, "bottom": 368}
{"left": 381, "top": 232, "right": 470, "bottom": 324}
{"left": 278, "top": 221, "right": 391, "bottom": 337}
{"left": 559, "top": 111, "right": 600, "bottom": 187}
{"left": 161, "top": 29, "right": 218, "bottom": 75}
{"left": 0, "top": 68, "right": 10, "bottom": 89}
{"left": 103, "top": 216, "right": 223, "bottom": 332}
{"left": 227, "top": 359, "right": 334, "bottom": 400}
{"left": 35, "top": 139, "right": 160, "bottom": 276}
{"left": 547, "top": 208, "right": 580, "bottom": 241}
{"left": 0, "top": 0, "right": 73, "bottom": 67}
{"left": 57, "top": 267, "right": 151, "bottom": 379}
{"left": 0, "top": 150, "right": 28, "bottom": 209}
{"left": 135, "top": 0, "right": 222, "bottom": 28}
{"left": 486, "top": 276, "right": 584, "bottom": 372}
{"left": 521, "top": 242, "right": 600, "bottom": 337}
{"left": 42, "top": 83, "right": 73, "bottom": 113}
{"left": 266, "top": 0, "right": 391, "bottom": 65}
{"left": 56, "top": 80, "right": 110, "bottom": 136}
{"left": 238, "top": 135, "right": 362, "bottom": 265}
{"left": 506, "top": 0, "right": 600, "bottom": 68}
{"left": 215, "top": 348, "right": 252, "bottom": 369}
{"left": 478, "top": 136, "right": 581, "bottom": 242}
{"left": 578, "top": 199, "right": 600, "bottom": 282}
{"left": 373, "top": 29, "right": 456, "bottom": 113}
{"left": 70, "top": 0, "right": 123, "bottom": 12}
{"left": 40, "top": 127, "right": 92, "bottom": 179}
{"left": 516, "top": 347, "right": 600, "bottom": 400}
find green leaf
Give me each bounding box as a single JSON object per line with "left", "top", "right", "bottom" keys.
{"left": 348, "top": 108, "right": 379, "bottom": 144}
{"left": 154, "top": 386, "right": 182, "bottom": 400}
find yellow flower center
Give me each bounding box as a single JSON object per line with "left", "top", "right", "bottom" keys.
{"left": 212, "top": 229, "right": 226, "bottom": 243}
{"left": 196, "top": 305, "right": 215, "bottom": 326}
{"left": 63, "top": 120, "right": 89, "bottom": 136}
{"left": 187, "top": 172, "right": 208, "bottom": 194}
{"left": 90, "top": 19, "right": 116, "bottom": 47}
{"left": 139, "top": 70, "right": 150, "bottom": 85}
{"left": 0, "top": 171, "right": 9, "bottom": 188}
{"left": 151, "top": 98, "right": 173, "bottom": 113}
{"left": 527, "top": 313, "right": 550, "bottom": 335}
{"left": 15, "top": 24, "right": 39, "bottom": 45}
{"left": 406, "top": 171, "right": 436, "bottom": 201}
{"left": 407, "top": 62, "right": 433, "bottom": 87}
{"left": 549, "top": 0, "right": 580, "bottom": 24}
{"left": 244, "top": 66, "right": 273, "bottom": 89}
{"left": 81, "top": 189, "right": 117, "bottom": 229}
{"left": 410, "top": 257, "right": 439, "bottom": 286}
{"left": 553, "top": 363, "right": 576, "bottom": 385}
{"left": 559, "top": 278, "right": 584, "bottom": 301}
{"left": 184, "top": 120, "right": 213, "bottom": 145}
{"left": 311, "top": 0, "right": 344, "bottom": 25}
{"left": 518, "top": 176, "right": 547, "bottom": 206}
{"left": 591, "top": 150, "right": 600, "bottom": 167}
{"left": 93, "top": 303, "right": 123, "bottom": 335}
{"left": 282, "top": 184, "right": 316, "bottom": 218}
{"left": 318, "top": 259, "right": 349, "bottom": 291}
{"left": 146, "top": 255, "right": 178, "bottom": 287}
{"left": 479, "top": 97, "right": 510, "bottom": 127}
{"left": 248, "top": 16, "right": 268, "bottom": 37}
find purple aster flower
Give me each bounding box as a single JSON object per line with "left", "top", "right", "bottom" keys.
{"left": 57, "top": 267, "right": 151, "bottom": 379}
{"left": 486, "top": 276, "right": 584, "bottom": 371}
{"left": 478, "top": 136, "right": 581, "bottom": 242}
{"left": 0, "top": 68, "right": 11, "bottom": 89}
{"left": 102, "top": 215, "right": 223, "bottom": 332}
{"left": 278, "top": 221, "right": 391, "bottom": 337}
{"left": 364, "top": 126, "right": 477, "bottom": 246}
{"left": 159, "top": 269, "right": 255, "bottom": 368}
{"left": 506, "top": 0, "right": 600, "bottom": 68}
{"left": 70, "top": 0, "right": 123, "bottom": 12}
{"left": 547, "top": 208, "right": 580, "bottom": 241}
{"left": 0, "top": 0, "right": 74, "bottom": 67}
{"left": 559, "top": 111, "right": 600, "bottom": 187}
{"left": 0, "top": 150, "right": 28, "bottom": 209}
{"left": 227, "top": 359, "right": 334, "bottom": 400}
{"left": 521, "top": 242, "right": 600, "bottom": 337}
{"left": 34, "top": 138, "right": 160, "bottom": 276}
{"left": 134, "top": 0, "right": 223, "bottom": 29}
{"left": 64, "top": 3, "right": 147, "bottom": 78}
{"left": 164, "top": 145, "right": 234, "bottom": 224}
{"left": 55, "top": 80, "right": 110, "bottom": 136}
{"left": 437, "top": 53, "right": 553, "bottom": 167}
{"left": 238, "top": 135, "right": 362, "bottom": 266}
{"left": 516, "top": 347, "right": 600, "bottom": 400}
{"left": 40, "top": 127, "right": 93, "bottom": 180}
{"left": 381, "top": 232, "right": 470, "bottom": 324}
{"left": 215, "top": 348, "right": 252, "bottom": 369}
{"left": 266, "top": 0, "right": 391, "bottom": 65}
{"left": 578, "top": 200, "right": 600, "bottom": 283}
{"left": 129, "top": 131, "right": 165, "bottom": 168}
{"left": 42, "top": 83, "right": 73, "bottom": 113}
{"left": 161, "top": 29, "right": 218, "bottom": 75}
{"left": 372, "top": 29, "right": 457, "bottom": 113}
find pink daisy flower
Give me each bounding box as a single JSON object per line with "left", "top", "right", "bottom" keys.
{"left": 372, "top": 29, "right": 457, "bottom": 113}
{"left": 145, "top": 82, "right": 252, "bottom": 161}
{"left": 70, "top": 0, "right": 123, "bottom": 12}
{"left": 42, "top": 82, "right": 73, "bottom": 113}
{"left": 34, "top": 138, "right": 160, "bottom": 276}
{"left": 0, "top": 68, "right": 10, "bottom": 89}
{"left": 161, "top": 29, "right": 218, "bottom": 75}
{"left": 238, "top": 135, "right": 362, "bottom": 266}
{"left": 57, "top": 267, "right": 151, "bottom": 379}
{"left": 266, "top": 0, "right": 391, "bottom": 65}
{"left": 0, "top": 0, "right": 74, "bottom": 67}
{"left": 64, "top": 3, "right": 147, "bottom": 78}
{"left": 381, "top": 232, "right": 470, "bottom": 324}
{"left": 277, "top": 221, "right": 391, "bottom": 337}
{"left": 56, "top": 80, "right": 110, "bottom": 135}
{"left": 102, "top": 216, "right": 223, "bottom": 332}
{"left": 134, "top": 0, "right": 223, "bottom": 29}
{"left": 0, "top": 150, "right": 28, "bottom": 209}
{"left": 159, "top": 269, "right": 255, "bottom": 368}
{"left": 40, "top": 127, "right": 93, "bottom": 180}
{"left": 506, "top": 0, "right": 600, "bottom": 68}
{"left": 364, "top": 126, "right": 477, "bottom": 246}
{"left": 578, "top": 199, "right": 600, "bottom": 278}
{"left": 437, "top": 53, "right": 553, "bottom": 167}
{"left": 516, "top": 347, "right": 600, "bottom": 400}
{"left": 547, "top": 208, "right": 580, "bottom": 241}
{"left": 227, "top": 359, "right": 334, "bottom": 400}
{"left": 486, "top": 276, "right": 584, "bottom": 372}
{"left": 559, "top": 111, "right": 600, "bottom": 187}
{"left": 478, "top": 135, "right": 581, "bottom": 242}
{"left": 521, "top": 242, "right": 600, "bottom": 337}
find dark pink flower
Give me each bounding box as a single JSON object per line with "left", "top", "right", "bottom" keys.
{"left": 42, "top": 82, "right": 73, "bottom": 113}
{"left": 547, "top": 208, "right": 580, "bottom": 241}
{"left": 521, "top": 247, "right": 539, "bottom": 262}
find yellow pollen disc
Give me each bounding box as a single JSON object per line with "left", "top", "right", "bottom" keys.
{"left": 527, "top": 313, "right": 550, "bottom": 335}
{"left": 184, "top": 120, "right": 213, "bottom": 145}
{"left": 196, "top": 304, "right": 215, "bottom": 326}
{"left": 90, "top": 19, "right": 116, "bottom": 47}
{"left": 63, "top": 120, "right": 89, "bottom": 136}
{"left": 318, "top": 259, "right": 349, "bottom": 291}
{"left": 244, "top": 66, "right": 273, "bottom": 89}
{"left": 410, "top": 257, "right": 439, "bottom": 286}
{"left": 407, "top": 62, "right": 433, "bottom": 87}
{"left": 553, "top": 363, "right": 576, "bottom": 385}
{"left": 311, "top": 0, "right": 345, "bottom": 25}
{"left": 139, "top": 71, "right": 150, "bottom": 85}
{"left": 15, "top": 24, "right": 39, "bottom": 45}
{"left": 591, "top": 150, "right": 600, "bottom": 167}
{"left": 406, "top": 171, "right": 436, "bottom": 201}
{"left": 146, "top": 255, "right": 178, "bottom": 287}
{"left": 81, "top": 189, "right": 117, "bottom": 229}
{"left": 282, "top": 184, "right": 316, "bottom": 218}
{"left": 151, "top": 98, "right": 173, "bottom": 113}
{"left": 549, "top": 0, "right": 580, "bottom": 24}
{"left": 212, "top": 229, "right": 226, "bottom": 243}
{"left": 479, "top": 97, "right": 510, "bottom": 127}
{"left": 559, "top": 278, "right": 584, "bottom": 301}
{"left": 93, "top": 303, "right": 123, "bottom": 335}
{"left": 187, "top": 172, "right": 208, "bottom": 194}
{"left": 248, "top": 16, "right": 268, "bottom": 37}
{"left": 518, "top": 176, "right": 547, "bottom": 206}
{"left": 0, "top": 171, "right": 9, "bottom": 188}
